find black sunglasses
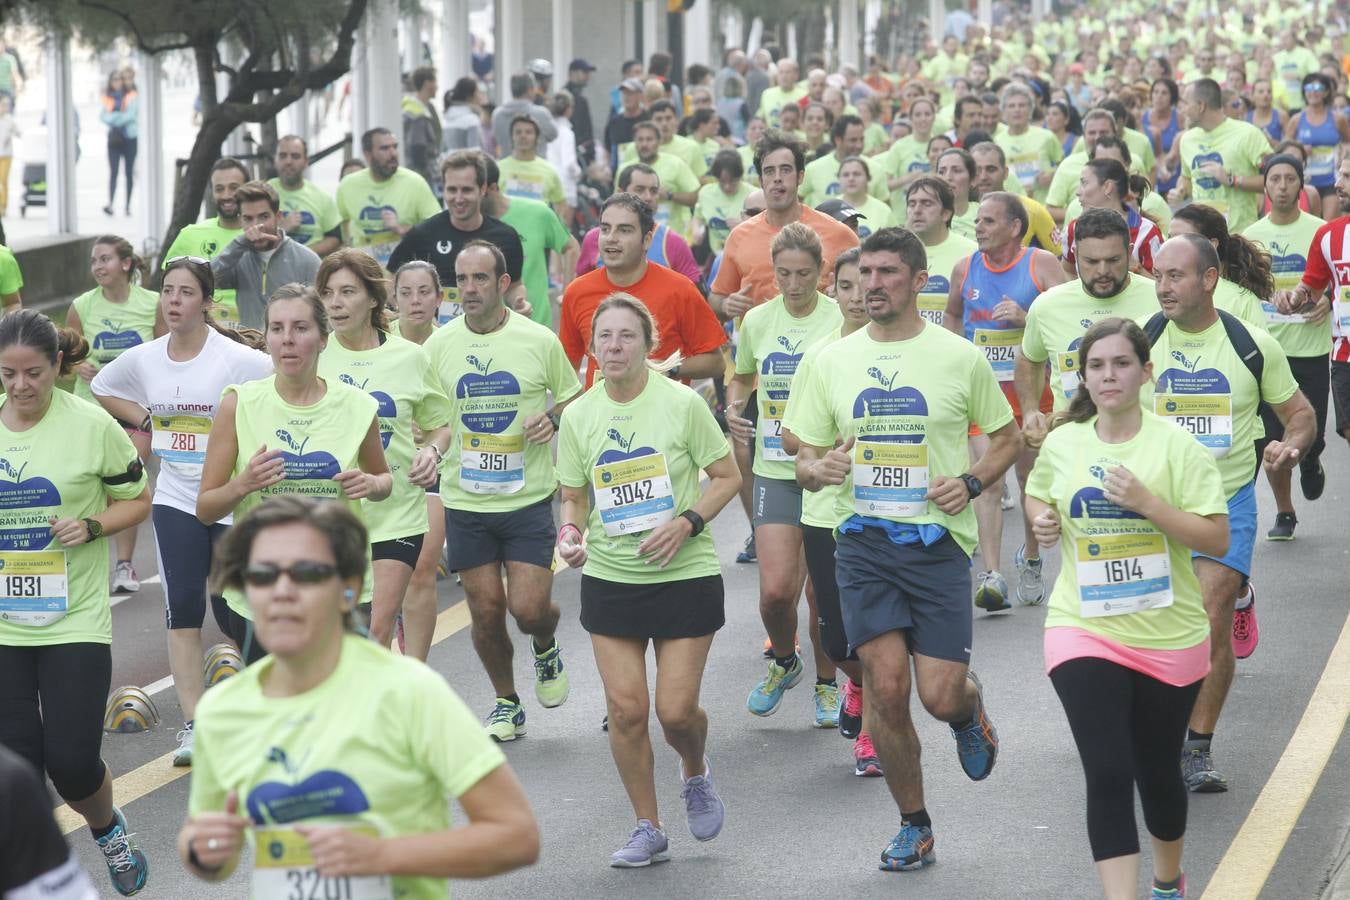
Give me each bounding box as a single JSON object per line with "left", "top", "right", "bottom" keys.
{"left": 243, "top": 561, "right": 338, "bottom": 587}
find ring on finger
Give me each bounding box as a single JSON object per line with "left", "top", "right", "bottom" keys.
{"left": 207, "top": 837, "right": 220, "bottom": 851}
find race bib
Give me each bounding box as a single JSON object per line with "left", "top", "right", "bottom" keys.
{"left": 0, "top": 550, "right": 68, "bottom": 627}
{"left": 593, "top": 452, "right": 676, "bottom": 537}
{"left": 1335, "top": 287, "right": 1350, "bottom": 336}
{"left": 1057, "top": 350, "right": 1081, "bottom": 398}
{"left": 252, "top": 825, "right": 392, "bottom": 900}
{"left": 917, "top": 293, "right": 946, "bottom": 325}
{"left": 1307, "top": 148, "right": 1336, "bottom": 181}
{"left": 1154, "top": 393, "right": 1232, "bottom": 457}
{"left": 1260, "top": 300, "right": 1309, "bottom": 326}
{"left": 459, "top": 433, "right": 525, "bottom": 494}
{"left": 759, "top": 397, "right": 790, "bottom": 462}
{"left": 852, "top": 441, "right": 929, "bottom": 517}
{"left": 151, "top": 415, "right": 212, "bottom": 467}
{"left": 974, "top": 328, "right": 1020, "bottom": 382}
{"left": 438, "top": 286, "right": 462, "bottom": 325}
{"left": 1075, "top": 533, "right": 1173, "bottom": 617}
{"left": 365, "top": 237, "right": 396, "bottom": 268}
{"left": 1012, "top": 156, "right": 1039, "bottom": 190}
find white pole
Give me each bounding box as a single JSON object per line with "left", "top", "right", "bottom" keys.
{"left": 46, "top": 34, "right": 78, "bottom": 236}
{"left": 839, "top": 0, "right": 859, "bottom": 69}
{"left": 552, "top": 0, "right": 573, "bottom": 83}
{"left": 642, "top": 0, "right": 660, "bottom": 62}
{"left": 440, "top": 0, "right": 470, "bottom": 84}
{"left": 499, "top": 0, "right": 524, "bottom": 103}
{"left": 138, "top": 50, "right": 166, "bottom": 250}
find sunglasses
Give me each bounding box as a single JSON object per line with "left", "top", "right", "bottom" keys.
{"left": 166, "top": 255, "right": 210, "bottom": 266}
{"left": 243, "top": 561, "right": 338, "bottom": 587}
{"left": 1306, "top": 84, "right": 1328, "bottom": 93}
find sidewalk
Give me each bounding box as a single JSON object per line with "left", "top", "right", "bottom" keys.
{"left": 1325, "top": 827, "right": 1350, "bottom": 899}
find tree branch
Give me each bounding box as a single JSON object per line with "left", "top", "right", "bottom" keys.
{"left": 75, "top": 0, "right": 196, "bottom": 53}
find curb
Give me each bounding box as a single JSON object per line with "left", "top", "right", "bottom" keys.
{"left": 1324, "top": 825, "right": 1350, "bottom": 899}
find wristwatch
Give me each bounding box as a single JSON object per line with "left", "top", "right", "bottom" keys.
{"left": 546, "top": 410, "right": 562, "bottom": 431}
{"left": 959, "top": 474, "right": 983, "bottom": 499}
{"left": 83, "top": 518, "right": 104, "bottom": 542}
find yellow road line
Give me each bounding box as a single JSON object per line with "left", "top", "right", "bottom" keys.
{"left": 56, "top": 600, "right": 472, "bottom": 836}
{"left": 1200, "top": 610, "right": 1350, "bottom": 899}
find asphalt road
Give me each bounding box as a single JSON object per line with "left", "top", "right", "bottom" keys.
{"left": 53, "top": 438, "right": 1350, "bottom": 900}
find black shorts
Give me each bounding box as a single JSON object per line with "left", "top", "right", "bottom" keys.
{"left": 152, "top": 504, "right": 229, "bottom": 630}
{"left": 834, "top": 525, "right": 972, "bottom": 662}
{"left": 744, "top": 388, "right": 758, "bottom": 429}
{"left": 220, "top": 606, "right": 268, "bottom": 666}
{"left": 580, "top": 573, "right": 725, "bottom": 639}
{"left": 1259, "top": 354, "right": 1329, "bottom": 462}
{"left": 803, "top": 524, "right": 855, "bottom": 662}
{"left": 443, "top": 497, "right": 555, "bottom": 572}
{"left": 1332, "top": 359, "right": 1350, "bottom": 437}
{"left": 752, "top": 475, "right": 803, "bottom": 528}
{"left": 372, "top": 533, "right": 426, "bottom": 568}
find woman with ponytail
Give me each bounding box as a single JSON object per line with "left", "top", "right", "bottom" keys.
{"left": 91, "top": 256, "right": 272, "bottom": 766}
{"left": 1063, "top": 158, "right": 1163, "bottom": 277}
{"left": 68, "top": 235, "right": 162, "bottom": 594}
{"left": 1027, "top": 317, "right": 1229, "bottom": 900}
{"left": 0, "top": 309, "right": 152, "bottom": 895}
{"left": 1168, "top": 204, "right": 1273, "bottom": 328}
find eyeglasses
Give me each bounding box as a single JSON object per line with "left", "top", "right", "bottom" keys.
{"left": 242, "top": 561, "right": 338, "bottom": 587}
{"left": 166, "top": 255, "right": 210, "bottom": 266}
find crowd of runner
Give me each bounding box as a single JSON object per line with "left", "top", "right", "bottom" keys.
{"left": 3, "top": 5, "right": 1350, "bottom": 898}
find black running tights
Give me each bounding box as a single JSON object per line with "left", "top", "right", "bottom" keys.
{"left": 1049, "top": 656, "right": 1202, "bottom": 861}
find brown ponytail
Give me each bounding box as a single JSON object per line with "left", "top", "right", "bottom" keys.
{"left": 94, "top": 235, "right": 150, "bottom": 286}
{"left": 1048, "top": 317, "right": 1150, "bottom": 431}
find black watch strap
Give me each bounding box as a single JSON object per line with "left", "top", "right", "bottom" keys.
{"left": 679, "top": 509, "right": 705, "bottom": 536}
{"left": 960, "top": 474, "right": 983, "bottom": 499}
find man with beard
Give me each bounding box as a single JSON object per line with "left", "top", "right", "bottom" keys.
{"left": 336, "top": 127, "right": 441, "bottom": 270}
{"left": 162, "top": 156, "right": 249, "bottom": 326}
{"left": 267, "top": 135, "right": 342, "bottom": 256}
{"left": 209, "top": 181, "right": 320, "bottom": 329}
{"left": 627, "top": 121, "right": 700, "bottom": 238}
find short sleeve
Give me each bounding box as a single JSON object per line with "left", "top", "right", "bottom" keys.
{"left": 544, "top": 209, "right": 571, "bottom": 253}
{"left": 1021, "top": 302, "right": 1049, "bottom": 363}
{"left": 501, "top": 228, "right": 526, "bottom": 283}
{"left": 545, "top": 332, "right": 583, "bottom": 403}
{"left": 968, "top": 350, "right": 1016, "bottom": 434}
{"left": 413, "top": 178, "right": 441, "bottom": 222}
{"left": 1171, "top": 429, "right": 1229, "bottom": 518}
{"left": 545, "top": 170, "right": 565, "bottom": 205}
{"left": 0, "top": 250, "right": 22, "bottom": 295}
{"left": 405, "top": 666, "right": 506, "bottom": 799}
{"left": 685, "top": 389, "right": 732, "bottom": 469}
{"left": 710, "top": 231, "right": 743, "bottom": 295}
{"left": 317, "top": 191, "right": 342, "bottom": 234}
{"left": 98, "top": 415, "right": 148, "bottom": 501}
{"left": 680, "top": 285, "right": 729, "bottom": 355}
{"left": 1023, "top": 428, "right": 1062, "bottom": 504}
{"left": 555, "top": 402, "right": 589, "bottom": 488}
{"left": 674, "top": 161, "right": 700, "bottom": 193}
{"left": 558, "top": 289, "right": 586, "bottom": 368}
{"left": 783, "top": 349, "right": 837, "bottom": 448}
{"left": 90, "top": 348, "right": 144, "bottom": 402}
{"left": 413, "top": 355, "right": 453, "bottom": 430}
{"left": 734, "top": 306, "right": 761, "bottom": 375}
{"left": 1254, "top": 330, "right": 1299, "bottom": 407}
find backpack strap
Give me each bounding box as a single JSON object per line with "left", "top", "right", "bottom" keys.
{"left": 1143, "top": 311, "right": 1167, "bottom": 346}
{"left": 1215, "top": 308, "right": 1265, "bottom": 387}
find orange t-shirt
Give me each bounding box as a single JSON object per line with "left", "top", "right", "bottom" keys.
{"left": 710, "top": 207, "right": 860, "bottom": 307}
{"left": 559, "top": 261, "right": 728, "bottom": 388}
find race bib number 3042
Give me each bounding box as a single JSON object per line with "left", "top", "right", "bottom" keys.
{"left": 593, "top": 452, "right": 676, "bottom": 537}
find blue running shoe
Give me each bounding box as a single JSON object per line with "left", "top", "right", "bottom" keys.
{"left": 747, "top": 654, "right": 803, "bottom": 716}
{"left": 1150, "top": 874, "right": 1186, "bottom": 899}
{"left": 879, "top": 823, "right": 936, "bottom": 871}
{"left": 680, "top": 756, "right": 725, "bottom": 841}
{"left": 610, "top": 819, "right": 670, "bottom": 867}
{"left": 950, "top": 671, "right": 998, "bottom": 781}
{"left": 96, "top": 806, "right": 148, "bottom": 896}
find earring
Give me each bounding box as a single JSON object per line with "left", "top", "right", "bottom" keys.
{"left": 343, "top": 588, "right": 355, "bottom": 611}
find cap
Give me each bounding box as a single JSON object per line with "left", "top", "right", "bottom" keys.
{"left": 619, "top": 77, "right": 645, "bottom": 92}
{"left": 816, "top": 198, "right": 865, "bottom": 223}
{"left": 569, "top": 58, "right": 597, "bottom": 72}
{"left": 527, "top": 58, "right": 554, "bottom": 78}
{"left": 1261, "top": 153, "right": 1305, "bottom": 183}
{"left": 1069, "top": 63, "right": 1086, "bottom": 75}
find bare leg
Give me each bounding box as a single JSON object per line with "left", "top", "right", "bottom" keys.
{"left": 1188, "top": 559, "right": 1244, "bottom": 734}
{"left": 653, "top": 634, "right": 716, "bottom": 777}
{"left": 460, "top": 562, "right": 517, "bottom": 697}
{"left": 1095, "top": 855, "right": 1140, "bottom": 900}
{"left": 855, "top": 630, "right": 925, "bottom": 812}
{"left": 401, "top": 496, "right": 445, "bottom": 661}
{"left": 367, "top": 557, "right": 415, "bottom": 648}
{"left": 503, "top": 560, "right": 560, "bottom": 650}
{"left": 167, "top": 628, "right": 205, "bottom": 721}
{"left": 969, "top": 434, "right": 1003, "bottom": 571}
{"left": 756, "top": 522, "right": 807, "bottom": 658}
{"left": 592, "top": 634, "right": 659, "bottom": 824}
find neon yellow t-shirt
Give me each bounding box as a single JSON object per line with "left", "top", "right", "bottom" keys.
{"left": 785, "top": 323, "right": 1014, "bottom": 554}
{"left": 1063, "top": 192, "right": 1173, "bottom": 235}
{"left": 555, "top": 374, "right": 730, "bottom": 584}
{"left": 1022, "top": 273, "right": 1162, "bottom": 410}
{"left": 163, "top": 217, "right": 243, "bottom": 324}
{"left": 223, "top": 376, "right": 379, "bottom": 617}
{"left": 1025, "top": 412, "right": 1226, "bottom": 647}
{"left": 0, "top": 392, "right": 146, "bottom": 646}
{"left": 736, "top": 293, "right": 843, "bottom": 480}
{"left": 1242, "top": 212, "right": 1331, "bottom": 358}
{"left": 951, "top": 204, "right": 977, "bottom": 241}
{"left": 787, "top": 331, "right": 851, "bottom": 528}
{"left": 69, "top": 284, "right": 159, "bottom": 402}
{"left": 496, "top": 155, "right": 566, "bottom": 205}
{"left": 336, "top": 167, "right": 441, "bottom": 269}
{"left": 695, "top": 181, "right": 752, "bottom": 255}
{"left": 917, "top": 231, "right": 977, "bottom": 326}
{"left": 647, "top": 153, "right": 701, "bottom": 238}
{"left": 880, "top": 136, "right": 931, "bottom": 223}
{"left": 189, "top": 635, "right": 505, "bottom": 900}
{"left": 319, "top": 333, "right": 451, "bottom": 542}
{"left": 851, "top": 194, "right": 898, "bottom": 238}
{"left": 798, "top": 153, "right": 888, "bottom": 209}
{"left": 757, "top": 86, "right": 809, "bottom": 127}
{"left": 1212, "top": 279, "right": 1269, "bottom": 331}
{"left": 622, "top": 135, "right": 709, "bottom": 181}
{"left": 737, "top": 144, "right": 759, "bottom": 187}
{"left": 1141, "top": 316, "right": 1299, "bottom": 496}
{"left": 996, "top": 126, "right": 1064, "bottom": 202}
{"left": 267, "top": 178, "right": 341, "bottom": 249}
{"left": 1178, "top": 118, "right": 1269, "bottom": 233}
{"left": 425, "top": 312, "right": 582, "bottom": 512}
{"left": 0, "top": 245, "right": 23, "bottom": 296}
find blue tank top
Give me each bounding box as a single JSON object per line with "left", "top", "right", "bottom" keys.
{"left": 1142, "top": 108, "right": 1180, "bottom": 194}
{"left": 959, "top": 248, "right": 1040, "bottom": 342}
{"left": 1295, "top": 109, "right": 1340, "bottom": 188}
{"left": 1247, "top": 110, "right": 1284, "bottom": 145}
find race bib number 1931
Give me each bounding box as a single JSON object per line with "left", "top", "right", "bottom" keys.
{"left": 0, "top": 550, "right": 68, "bottom": 627}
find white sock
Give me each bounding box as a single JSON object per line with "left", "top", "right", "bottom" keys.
{"left": 1234, "top": 587, "right": 1253, "bottom": 610}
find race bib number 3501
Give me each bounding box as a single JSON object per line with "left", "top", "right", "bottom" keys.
{"left": 593, "top": 452, "right": 676, "bottom": 537}
{"left": 852, "top": 441, "right": 928, "bottom": 517}
{"left": 252, "top": 826, "right": 391, "bottom": 900}
{"left": 1075, "top": 533, "right": 1173, "bottom": 618}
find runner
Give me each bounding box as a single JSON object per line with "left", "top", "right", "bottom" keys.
{"left": 1167, "top": 204, "right": 1272, "bottom": 329}
{"left": 946, "top": 192, "right": 1067, "bottom": 610}
{"left": 968, "top": 142, "right": 1062, "bottom": 255}
{"left": 726, "top": 223, "right": 843, "bottom": 725}
{"left": 0, "top": 310, "right": 151, "bottom": 895}
{"left": 196, "top": 283, "right": 393, "bottom": 663}
{"left": 1024, "top": 317, "right": 1230, "bottom": 900}
{"left": 497, "top": 115, "right": 566, "bottom": 216}
{"left": 1242, "top": 154, "right": 1331, "bottom": 540}
{"left": 1062, "top": 158, "right": 1163, "bottom": 276}
{"left": 0, "top": 744, "right": 101, "bottom": 898}
{"left": 336, "top": 127, "right": 441, "bottom": 270}
{"left": 389, "top": 260, "right": 450, "bottom": 660}
{"left": 482, "top": 155, "right": 578, "bottom": 329}
{"left": 555, "top": 293, "right": 739, "bottom": 866}
{"left": 790, "top": 226, "right": 1018, "bottom": 872}
{"left": 267, "top": 135, "right": 343, "bottom": 256}
{"left": 837, "top": 156, "right": 896, "bottom": 237}
{"left": 1168, "top": 78, "right": 1268, "bottom": 233}
{"left": 692, "top": 150, "right": 753, "bottom": 260}
{"left": 1284, "top": 73, "right": 1350, "bottom": 217}
{"left": 68, "top": 235, "right": 160, "bottom": 594}
{"left": 905, "top": 176, "right": 977, "bottom": 329}
{"left": 91, "top": 257, "right": 271, "bottom": 767}
{"left": 1145, "top": 235, "right": 1314, "bottom": 792}
{"left": 180, "top": 496, "right": 539, "bottom": 893}
{"left": 781, "top": 247, "right": 884, "bottom": 775}
{"left": 1018, "top": 209, "right": 1165, "bottom": 447}
{"left": 561, "top": 193, "right": 726, "bottom": 388}
{"left": 162, "top": 157, "right": 249, "bottom": 328}
{"left": 799, "top": 114, "right": 884, "bottom": 207}
{"left": 994, "top": 82, "right": 1063, "bottom": 202}
{"left": 578, "top": 164, "right": 704, "bottom": 286}
{"left": 424, "top": 241, "right": 583, "bottom": 742}
{"left": 935, "top": 147, "right": 978, "bottom": 240}
{"left": 315, "top": 249, "right": 452, "bottom": 650}
{"left": 625, "top": 121, "right": 700, "bottom": 238}
{"left": 209, "top": 181, "right": 321, "bottom": 330}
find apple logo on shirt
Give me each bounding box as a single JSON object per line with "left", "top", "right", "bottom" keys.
{"left": 852, "top": 367, "right": 929, "bottom": 444}
{"left": 457, "top": 355, "right": 521, "bottom": 434}
{"left": 1265, "top": 242, "right": 1306, "bottom": 277}
{"left": 0, "top": 458, "right": 62, "bottom": 550}
{"left": 338, "top": 375, "right": 397, "bottom": 449}
{"left": 93, "top": 317, "right": 145, "bottom": 358}
{"left": 246, "top": 747, "right": 371, "bottom": 825}
{"left": 1191, "top": 150, "right": 1224, "bottom": 191}
{"left": 597, "top": 428, "right": 658, "bottom": 470}
{"left": 1069, "top": 461, "right": 1145, "bottom": 520}
{"left": 273, "top": 430, "right": 341, "bottom": 480}
{"left": 358, "top": 197, "right": 396, "bottom": 237}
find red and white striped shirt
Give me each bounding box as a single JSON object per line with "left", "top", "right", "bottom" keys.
{"left": 1063, "top": 207, "right": 1163, "bottom": 276}
{"left": 1299, "top": 215, "right": 1350, "bottom": 362}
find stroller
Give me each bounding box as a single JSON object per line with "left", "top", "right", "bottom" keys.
{"left": 19, "top": 161, "right": 45, "bottom": 216}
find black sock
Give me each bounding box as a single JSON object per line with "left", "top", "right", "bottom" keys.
{"left": 1153, "top": 874, "right": 1182, "bottom": 891}
{"left": 91, "top": 817, "right": 119, "bottom": 840}
{"left": 901, "top": 808, "right": 931, "bottom": 829}
{"left": 502, "top": 693, "right": 521, "bottom": 706}
{"left": 1187, "top": 729, "right": 1213, "bottom": 745}
{"left": 774, "top": 652, "right": 797, "bottom": 670}
{"left": 816, "top": 677, "right": 837, "bottom": 687}
{"left": 532, "top": 638, "right": 555, "bottom": 656}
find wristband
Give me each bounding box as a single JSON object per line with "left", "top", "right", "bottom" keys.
{"left": 427, "top": 443, "right": 444, "bottom": 462}
{"left": 679, "top": 509, "right": 705, "bottom": 536}
{"left": 558, "top": 523, "right": 582, "bottom": 544}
